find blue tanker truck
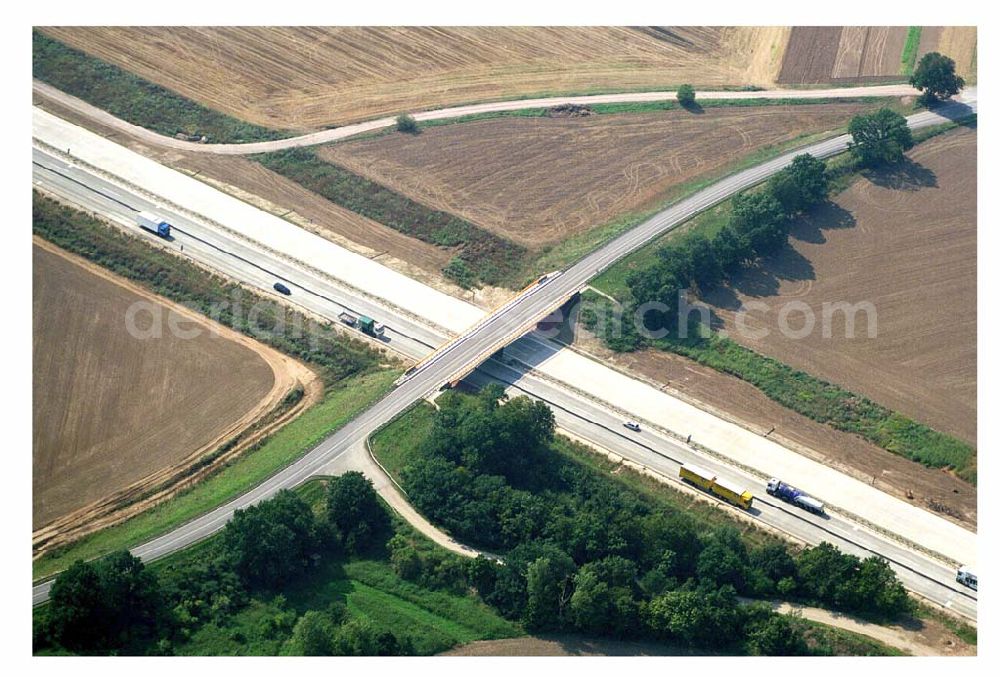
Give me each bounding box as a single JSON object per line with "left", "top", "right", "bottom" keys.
{"left": 766, "top": 478, "right": 825, "bottom": 515}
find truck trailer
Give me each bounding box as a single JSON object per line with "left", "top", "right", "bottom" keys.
{"left": 136, "top": 211, "right": 172, "bottom": 238}
{"left": 338, "top": 311, "right": 385, "bottom": 337}
{"left": 766, "top": 478, "right": 825, "bottom": 515}
{"left": 679, "top": 464, "right": 754, "bottom": 510}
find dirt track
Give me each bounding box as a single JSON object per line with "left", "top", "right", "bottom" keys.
{"left": 323, "top": 103, "right": 881, "bottom": 250}
{"left": 32, "top": 240, "right": 316, "bottom": 531}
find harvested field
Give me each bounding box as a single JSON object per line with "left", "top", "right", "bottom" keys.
{"left": 570, "top": 329, "right": 975, "bottom": 527}
{"left": 32, "top": 242, "right": 305, "bottom": 529}
{"left": 323, "top": 103, "right": 880, "bottom": 251}
{"left": 700, "top": 127, "right": 976, "bottom": 447}
{"left": 918, "top": 27, "right": 978, "bottom": 80}
{"left": 780, "top": 26, "right": 976, "bottom": 84}
{"left": 40, "top": 27, "right": 789, "bottom": 129}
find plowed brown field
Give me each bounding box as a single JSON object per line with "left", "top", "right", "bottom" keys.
{"left": 32, "top": 242, "right": 303, "bottom": 529}
{"left": 40, "top": 26, "right": 789, "bottom": 130}
{"left": 321, "top": 103, "right": 879, "bottom": 250}
{"left": 780, "top": 26, "right": 976, "bottom": 84}
{"left": 700, "top": 127, "right": 977, "bottom": 446}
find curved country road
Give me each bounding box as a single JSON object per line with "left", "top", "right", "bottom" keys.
{"left": 34, "top": 80, "right": 922, "bottom": 155}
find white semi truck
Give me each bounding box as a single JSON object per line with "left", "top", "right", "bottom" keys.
{"left": 136, "top": 211, "right": 172, "bottom": 238}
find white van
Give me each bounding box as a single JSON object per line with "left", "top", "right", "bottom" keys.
{"left": 956, "top": 565, "right": 978, "bottom": 591}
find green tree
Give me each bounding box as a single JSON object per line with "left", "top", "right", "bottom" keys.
{"left": 222, "top": 489, "right": 320, "bottom": 588}
{"left": 289, "top": 611, "right": 336, "bottom": 655}
{"left": 396, "top": 113, "right": 419, "bottom": 134}
{"left": 333, "top": 618, "right": 409, "bottom": 655}
{"left": 730, "top": 191, "right": 787, "bottom": 258}
{"left": 680, "top": 233, "right": 723, "bottom": 291}
{"left": 570, "top": 557, "right": 640, "bottom": 637}
{"left": 841, "top": 557, "right": 913, "bottom": 619}
{"left": 677, "top": 84, "right": 696, "bottom": 108}
{"left": 712, "top": 223, "right": 751, "bottom": 276}
{"left": 745, "top": 613, "right": 810, "bottom": 655}
{"left": 910, "top": 52, "right": 965, "bottom": 104}
{"left": 696, "top": 527, "right": 750, "bottom": 591}
{"left": 644, "top": 586, "right": 744, "bottom": 648}
{"left": 748, "top": 543, "right": 798, "bottom": 595}
{"left": 848, "top": 108, "right": 915, "bottom": 167}
{"left": 387, "top": 534, "right": 424, "bottom": 581}
{"left": 769, "top": 154, "right": 829, "bottom": 214}
{"left": 326, "top": 471, "right": 390, "bottom": 553}
{"left": 47, "top": 551, "right": 162, "bottom": 653}
{"left": 796, "top": 542, "right": 859, "bottom": 603}
{"left": 524, "top": 552, "right": 577, "bottom": 631}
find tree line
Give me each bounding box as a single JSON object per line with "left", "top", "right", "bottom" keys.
{"left": 395, "top": 387, "right": 913, "bottom": 652}
{"left": 36, "top": 473, "right": 407, "bottom": 655}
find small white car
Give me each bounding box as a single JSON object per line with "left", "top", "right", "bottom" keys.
{"left": 623, "top": 421, "right": 641, "bottom": 432}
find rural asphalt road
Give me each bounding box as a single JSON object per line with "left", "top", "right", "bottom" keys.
{"left": 34, "top": 80, "right": 925, "bottom": 155}
{"left": 32, "top": 92, "right": 978, "bottom": 618}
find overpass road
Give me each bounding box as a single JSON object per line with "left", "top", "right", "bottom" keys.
{"left": 32, "top": 98, "right": 978, "bottom": 617}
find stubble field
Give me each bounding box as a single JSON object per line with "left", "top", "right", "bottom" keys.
{"left": 322, "top": 103, "right": 884, "bottom": 251}
{"left": 39, "top": 26, "right": 789, "bottom": 130}
{"left": 778, "top": 26, "right": 976, "bottom": 84}
{"left": 32, "top": 242, "right": 297, "bottom": 528}
{"left": 701, "top": 127, "right": 977, "bottom": 447}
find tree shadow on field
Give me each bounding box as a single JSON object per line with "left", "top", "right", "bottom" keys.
{"left": 789, "top": 202, "right": 857, "bottom": 245}
{"left": 863, "top": 158, "right": 938, "bottom": 192}
{"left": 703, "top": 244, "right": 817, "bottom": 314}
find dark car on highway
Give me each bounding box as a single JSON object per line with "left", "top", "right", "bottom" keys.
{"left": 273, "top": 282, "right": 292, "bottom": 295}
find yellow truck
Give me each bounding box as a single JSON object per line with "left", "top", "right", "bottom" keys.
{"left": 679, "top": 464, "right": 754, "bottom": 510}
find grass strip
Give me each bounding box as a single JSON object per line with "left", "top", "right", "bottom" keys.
{"left": 656, "top": 331, "right": 975, "bottom": 482}
{"left": 254, "top": 148, "right": 525, "bottom": 287}
{"left": 900, "top": 28, "right": 923, "bottom": 76}
{"left": 33, "top": 30, "right": 289, "bottom": 143}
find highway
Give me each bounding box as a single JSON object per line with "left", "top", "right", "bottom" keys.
{"left": 31, "top": 98, "right": 978, "bottom": 617}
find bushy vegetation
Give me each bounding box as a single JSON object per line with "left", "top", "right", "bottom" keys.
{"left": 32, "top": 31, "right": 287, "bottom": 143}
{"left": 580, "top": 148, "right": 975, "bottom": 482}
{"left": 376, "top": 388, "right": 913, "bottom": 653}
{"left": 33, "top": 192, "right": 383, "bottom": 384}
{"left": 255, "top": 149, "right": 524, "bottom": 286}
{"left": 35, "top": 476, "right": 517, "bottom": 656}
{"left": 676, "top": 84, "right": 696, "bottom": 108}
{"left": 848, "top": 108, "right": 915, "bottom": 167}
{"left": 396, "top": 114, "right": 419, "bottom": 134}
{"left": 910, "top": 52, "right": 966, "bottom": 104}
